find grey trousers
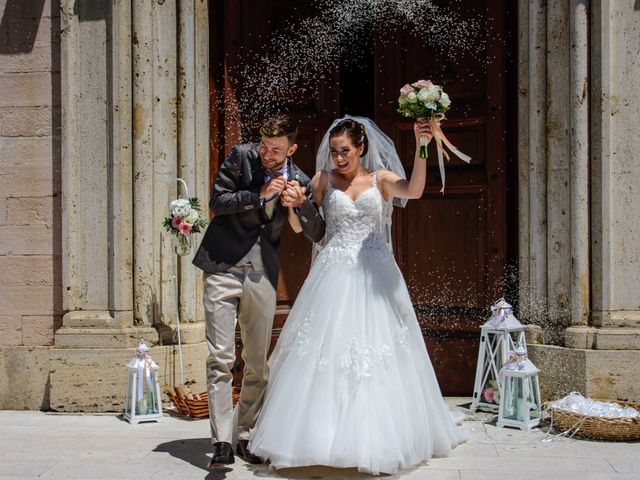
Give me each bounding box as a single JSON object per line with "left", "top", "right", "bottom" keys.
{"left": 203, "top": 264, "right": 276, "bottom": 444}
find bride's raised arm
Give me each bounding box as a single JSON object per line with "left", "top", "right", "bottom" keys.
{"left": 378, "top": 119, "right": 434, "bottom": 201}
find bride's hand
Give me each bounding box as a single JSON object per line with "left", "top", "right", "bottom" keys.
{"left": 414, "top": 119, "right": 435, "bottom": 146}
{"left": 281, "top": 180, "right": 307, "bottom": 208}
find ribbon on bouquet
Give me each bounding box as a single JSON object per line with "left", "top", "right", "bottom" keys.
{"left": 421, "top": 116, "right": 472, "bottom": 194}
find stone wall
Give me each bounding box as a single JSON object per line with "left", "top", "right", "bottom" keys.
{"left": 0, "top": 0, "right": 211, "bottom": 412}
{"left": 0, "top": 0, "right": 61, "bottom": 349}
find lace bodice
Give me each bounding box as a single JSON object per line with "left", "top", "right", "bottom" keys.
{"left": 316, "top": 172, "right": 392, "bottom": 265}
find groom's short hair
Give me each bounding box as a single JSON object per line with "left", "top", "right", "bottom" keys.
{"left": 260, "top": 114, "right": 298, "bottom": 145}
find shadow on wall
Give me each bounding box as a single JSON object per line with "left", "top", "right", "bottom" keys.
{"left": 51, "top": 0, "right": 63, "bottom": 335}
{"left": 0, "top": 0, "right": 47, "bottom": 54}
{"left": 636, "top": 1, "right": 640, "bottom": 11}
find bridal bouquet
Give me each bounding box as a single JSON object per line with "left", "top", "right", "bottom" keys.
{"left": 397, "top": 79, "right": 471, "bottom": 193}
{"left": 163, "top": 197, "right": 208, "bottom": 255}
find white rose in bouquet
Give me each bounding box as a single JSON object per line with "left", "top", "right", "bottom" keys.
{"left": 417, "top": 85, "right": 439, "bottom": 103}
{"left": 184, "top": 210, "right": 199, "bottom": 225}
{"left": 440, "top": 92, "right": 451, "bottom": 108}
{"left": 170, "top": 198, "right": 191, "bottom": 217}
{"left": 407, "top": 91, "right": 418, "bottom": 103}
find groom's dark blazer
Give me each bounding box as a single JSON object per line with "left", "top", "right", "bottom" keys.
{"left": 193, "top": 143, "right": 325, "bottom": 288}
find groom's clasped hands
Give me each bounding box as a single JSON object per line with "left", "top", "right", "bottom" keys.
{"left": 260, "top": 176, "right": 307, "bottom": 208}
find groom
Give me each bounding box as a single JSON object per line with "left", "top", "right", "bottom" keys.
{"left": 193, "top": 114, "right": 325, "bottom": 467}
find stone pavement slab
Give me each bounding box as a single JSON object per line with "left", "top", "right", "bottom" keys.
{"left": 0, "top": 404, "right": 638, "bottom": 480}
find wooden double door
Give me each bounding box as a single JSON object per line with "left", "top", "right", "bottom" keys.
{"left": 209, "top": 0, "right": 510, "bottom": 394}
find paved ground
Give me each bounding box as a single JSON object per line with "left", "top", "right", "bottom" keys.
{"left": 0, "top": 399, "right": 638, "bottom": 479}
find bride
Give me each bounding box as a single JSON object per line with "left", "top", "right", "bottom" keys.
{"left": 248, "top": 116, "right": 468, "bottom": 475}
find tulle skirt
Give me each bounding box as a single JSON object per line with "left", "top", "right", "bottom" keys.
{"left": 248, "top": 248, "right": 467, "bottom": 475}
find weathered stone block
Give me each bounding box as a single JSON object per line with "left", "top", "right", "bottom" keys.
{"left": 0, "top": 136, "right": 53, "bottom": 165}
{"left": 528, "top": 344, "right": 587, "bottom": 402}
{"left": 6, "top": 196, "right": 55, "bottom": 226}
{"left": 585, "top": 349, "right": 640, "bottom": 402}
{"left": 0, "top": 73, "right": 55, "bottom": 107}
{"left": 0, "top": 196, "right": 6, "bottom": 225}
{"left": 0, "top": 163, "right": 60, "bottom": 196}
{"left": 0, "top": 44, "right": 56, "bottom": 73}
{"left": 0, "top": 16, "right": 59, "bottom": 50}
{"left": 49, "top": 342, "right": 208, "bottom": 412}
{"left": 593, "top": 328, "right": 640, "bottom": 350}
{"left": 524, "top": 324, "right": 544, "bottom": 344}
{"left": 565, "top": 325, "right": 640, "bottom": 350}
{"left": 0, "top": 106, "right": 54, "bottom": 137}
{"left": 22, "top": 315, "right": 55, "bottom": 346}
{"left": 0, "top": 225, "right": 54, "bottom": 255}
{"left": 54, "top": 325, "right": 159, "bottom": 349}
{"left": 0, "top": 285, "right": 58, "bottom": 315}
{"left": 529, "top": 344, "right": 640, "bottom": 403}
{"left": 0, "top": 0, "right": 58, "bottom": 20}
{"left": 0, "top": 346, "right": 51, "bottom": 410}
{"left": 0, "top": 315, "right": 22, "bottom": 346}
{"left": 0, "top": 255, "right": 55, "bottom": 285}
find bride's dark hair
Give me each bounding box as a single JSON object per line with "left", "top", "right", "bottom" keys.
{"left": 329, "top": 119, "right": 368, "bottom": 156}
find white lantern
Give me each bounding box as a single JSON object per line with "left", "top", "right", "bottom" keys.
{"left": 471, "top": 299, "right": 527, "bottom": 412}
{"left": 124, "top": 339, "right": 163, "bottom": 424}
{"left": 497, "top": 348, "right": 542, "bottom": 431}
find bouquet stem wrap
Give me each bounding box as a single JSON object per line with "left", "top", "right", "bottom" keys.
{"left": 419, "top": 137, "right": 429, "bottom": 159}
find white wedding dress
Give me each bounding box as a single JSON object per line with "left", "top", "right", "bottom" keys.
{"left": 249, "top": 173, "right": 467, "bottom": 475}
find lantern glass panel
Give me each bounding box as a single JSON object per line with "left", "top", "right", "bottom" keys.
{"left": 502, "top": 375, "right": 540, "bottom": 422}
{"left": 125, "top": 374, "right": 134, "bottom": 414}
{"left": 529, "top": 377, "right": 541, "bottom": 419}
{"left": 502, "top": 376, "right": 521, "bottom": 421}
{"left": 135, "top": 372, "right": 160, "bottom": 415}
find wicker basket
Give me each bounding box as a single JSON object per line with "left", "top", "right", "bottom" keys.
{"left": 546, "top": 399, "right": 640, "bottom": 441}
{"left": 165, "top": 384, "right": 240, "bottom": 419}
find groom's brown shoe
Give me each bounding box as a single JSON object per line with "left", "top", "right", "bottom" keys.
{"left": 208, "top": 441, "right": 234, "bottom": 468}
{"left": 235, "top": 440, "right": 263, "bottom": 464}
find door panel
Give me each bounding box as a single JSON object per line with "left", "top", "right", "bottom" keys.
{"left": 375, "top": 1, "right": 507, "bottom": 393}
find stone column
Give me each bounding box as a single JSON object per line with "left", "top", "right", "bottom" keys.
{"left": 569, "top": 0, "right": 590, "bottom": 328}
{"left": 131, "top": 0, "right": 155, "bottom": 330}
{"left": 56, "top": 0, "right": 208, "bottom": 348}
{"left": 545, "top": 0, "right": 572, "bottom": 336}
{"left": 519, "top": 0, "right": 580, "bottom": 338}
{"left": 52, "top": 0, "right": 209, "bottom": 411}
{"left": 566, "top": 0, "right": 640, "bottom": 348}
{"left": 57, "top": 0, "right": 157, "bottom": 348}
{"left": 518, "top": 0, "right": 549, "bottom": 327}
{"left": 173, "top": 0, "right": 209, "bottom": 343}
